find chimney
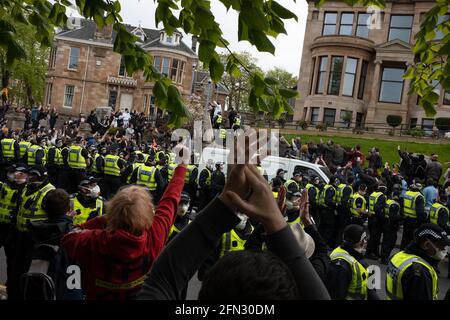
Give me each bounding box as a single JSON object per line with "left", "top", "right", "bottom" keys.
{"left": 191, "top": 35, "right": 198, "bottom": 53}
{"left": 94, "top": 24, "right": 113, "bottom": 42}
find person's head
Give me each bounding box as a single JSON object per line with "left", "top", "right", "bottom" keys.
{"left": 106, "top": 186, "right": 154, "bottom": 236}
{"left": 109, "top": 147, "right": 118, "bottom": 155}
{"left": 415, "top": 224, "right": 450, "bottom": 261}
{"left": 331, "top": 176, "right": 340, "bottom": 187}
{"left": 358, "top": 184, "right": 367, "bottom": 196}
{"left": 27, "top": 165, "right": 47, "bottom": 187}
{"left": 355, "top": 145, "right": 361, "bottom": 151}
{"left": 286, "top": 191, "right": 301, "bottom": 209}
{"left": 342, "top": 224, "right": 368, "bottom": 254}
{"left": 177, "top": 192, "right": 191, "bottom": 217}
{"left": 426, "top": 178, "right": 435, "bottom": 187}
{"left": 377, "top": 185, "right": 387, "bottom": 194}
{"left": 276, "top": 168, "right": 287, "bottom": 179}
{"left": 300, "top": 144, "right": 309, "bottom": 154}
{"left": 312, "top": 175, "right": 320, "bottom": 186}
{"left": 206, "top": 159, "right": 214, "bottom": 171}
{"left": 42, "top": 189, "right": 70, "bottom": 219}
{"left": 293, "top": 171, "right": 303, "bottom": 182}
{"left": 347, "top": 175, "right": 355, "bottom": 185}
{"left": 327, "top": 139, "right": 333, "bottom": 146}
{"left": 78, "top": 177, "right": 101, "bottom": 199}
{"left": 75, "top": 136, "right": 83, "bottom": 145}
{"left": 409, "top": 183, "right": 423, "bottom": 192}
{"left": 8, "top": 163, "right": 28, "bottom": 185}
{"left": 198, "top": 250, "right": 299, "bottom": 299}
{"left": 216, "top": 162, "right": 223, "bottom": 171}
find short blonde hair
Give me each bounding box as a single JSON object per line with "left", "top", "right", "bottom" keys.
{"left": 105, "top": 186, "right": 154, "bottom": 236}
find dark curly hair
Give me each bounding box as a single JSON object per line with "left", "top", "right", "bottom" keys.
{"left": 198, "top": 250, "right": 299, "bottom": 300}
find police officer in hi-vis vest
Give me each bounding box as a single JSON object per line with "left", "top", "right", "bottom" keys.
{"left": 400, "top": 183, "right": 427, "bottom": 250}
{"left": 365, "top": 185, "right": 388, "bottom": 260}
{"left": 102, "top": 146, "right": 126, "bottom": 199}
{"left": 69, "top": 176, "right": 105, "bottom": 227}
{"left": 63, "top": 136, "right": 90, "bottom": 194}
{"left": 198, "top": 159, "right": 214, "bottom": 210}
{"left": 325, "top": 224, "right": 380, "bottom": 300}
{"left": 1, "top": 132, "right": 20, "bottom": 178}
{"left": 380, "top": 195, "right": 401, "bottom": 265}
{"left": 129, "top": 155, "right": 165, "bottom": 202}
{"left": 386, "top": 223, "right": 450, "bottom": 300}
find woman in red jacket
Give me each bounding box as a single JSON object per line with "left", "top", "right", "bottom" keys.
{"left": 61, "top": 164, "right": 187, "bottom": 300}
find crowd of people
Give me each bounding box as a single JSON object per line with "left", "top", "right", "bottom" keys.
{"left": 0, "top": 106, "right": 449, "bottom": 301}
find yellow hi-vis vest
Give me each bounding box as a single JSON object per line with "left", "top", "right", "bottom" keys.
{"left": 0, "top": 182, "right": 18, "bottom": 224}
{"left": 127, "top": 162, "right": 144, "bottom": 183}
{"left": 384, "top": 199, "right": 400, "bottom": 218}
{"left": 198, "top": 168, "right": 212, "bottom": 186}
{"left": 386, "top": 251, "right": 438, "bottom": 300}
{"left": 104, "top": 155, "right": 121, "bottom": 176}
{"left": 429, "top": 203, "right": 449, "bottom": 226}
{"left": 330, "top": 247, "right": 368, "bottom": 300}
{"left": 16, "top": 183, "right": 55, "bottom": 232}
{"left": 403, "top": 191, "right": 423, "bottom": 219}
{"left": 70, "top": 195, "right": 104, "bottom": 226}
{"left": 19, "top": 141, "right": 31, "bottom": 158}
{"left": 284, "top": 179, "right": 299, "bottom": 192}
{"left": 234, "top": 117, "right": 241, "bottom": 125}
{"left": 1, "top": 138, "right": 15, "bottom": 159}
{"left": 169, "top": 219, "right": 192, "bottom": 238}
{"left": 136, "top": 164, "right": 157, "bottom": 191}
{"left": 167, "top": 162, "right": 177, "bottom": 181}
{"left": 305, "top": 183, "right": 319, "bottom": 203}
{"left": 368, "top": 192, "right": 383, "bottom": 215}
{"left": 53, "top": 147, "right": 64, "bottom": 166}
{"left": 90, "top": 154, "right": 102, "bottom": 173}
{"left": 27, "top": 145, "right": 44, "bottom": 166}
{"left": 273, "top": 191, "right": 279, "bottom": 199}
{"left": 216, "top": 115, "right": 222, "bottom": 124}
{"left": 220, "top": 229, "right": 248, "bottom": 257}
{"left": 350, "top": 193, "right": 366, "bottom": 217}
{"left": 68, "top": 145, "right": 87, "bottom": 169}
{"left": 219, "top": 129, "right": 227, "bottom": 140}
{"left": 319, "top": 184, "right": 337, "bottom": 207}
{"left": 336, "top": 184, "right": 353, "bottom": 205}
{"left": 184, "top": 165, "right": 195, "bottom": 184}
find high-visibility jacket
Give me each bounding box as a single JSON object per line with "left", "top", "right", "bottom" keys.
{"left": 220, "top": 229, "right": 248, "bottom": 257}
{"left": 403, "top": 191, "right": 423, "bottom": 219}
{"left": 16, "top": 183, "right": 55, "bottom": 232}
{"left": 305, "top": 183, "right": 319, "bottom": 204}
{"left": 199, "top": 168, "right": 212, "bottom": 186}
{"left": 384, "top": 199, "right": 400, "bottom": 218}
{"left": 429, "top": 203, "right": 449, "bottom": 226}
{"left": 256, "top": 165, "right": 265, "bottom": 176}
{"left": 284, "top": 179, "right": 300, "bottom": 193}
{"left": 155, "top": 151, "right": 165, "bottom": 162}
{"left": 219, "top": 129, "right": 227, "bottom": 140}
{"left": 184, "top": 165, "right": 196, "bottom": 184}
{"left": 0, "top": 182, "right": 18, "bottom": 224}
{"left": 136, "top": 164, "right": 157, "bottom": 191}
{"left": 27, "top": 145, "right": 44, "bottom": 166}
{"left": 336, "top": 184, "right": 353, "bottom": 205}
{"left": 127, "top": 162, "right": 144, "bottom": 183}
{"left": 350, "top": 193, "right": 366, "bottom": 217}
{"left": 215, "top": 115, "right": 223, "bottom": 124}
{"left": 169, "top": 219, "right": 192, "bottom": 238}
{"left": 319, "top": 184, "right": 337, "bottom": 207}
{"left": 288, "top": 215, "right": 301, "bottom": 226}
{"left": 70, "top": 194, "right": 104, "bottom": 226}
{"left": 233, "top": 117, "right": 241, "bottom": 126}
{"left": 330, "top": 247, "right": 368, "bottom": 300}
{"left": 167, "top": 162, "right": 177, "bottom": 181}
{"left": 368, "top": 192, "right": 383, "bottom": 215}
{"left": 104, "top": 155, "right": 121, "bottom": 176}
{"left": 386, "top": 251, "right": 438, "bottom": 300}
{"left": 54, "top": 147, "right": 64, "bottom": 166}
{"left": 1, "top": 138, "right": 16, "bottom": 159}
{"left": 19, "top": 141, "right": 31, "bottom": 158}
{"left": 68, "top": 145, "right": 87, "bottom": 169}
{"left": 273, "top": 191, "right": 279, "bottom": 199}
{"left": 90, "top": 154, "right": 102, "bottom": 173}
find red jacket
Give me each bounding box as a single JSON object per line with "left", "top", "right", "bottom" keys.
{"left": 61, "top": 165, "right": 187, "bottom": 300}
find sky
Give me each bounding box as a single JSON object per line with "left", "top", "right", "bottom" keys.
{"left": 67, "top": 0, "right": 309, "bottom": 75}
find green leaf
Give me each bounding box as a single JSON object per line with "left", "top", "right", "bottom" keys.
{"left": 249, "top": 29, "right": 275, "bottom": 54}
{"left": 240, "top": 1, "right": 269, "bottom": 31}
{"left": 271, "top": 1, "right": 298, "bottom": 21}
{"left": 251, "top": 74, "right": 266, "bottom": 96}
{"left": 403, "top": 67, "right": 414, "bottom": 79}
{"left": 153, "top": 80, "right": 168, "bottom": 107}
{"left": 264, "top": 77, "right": 280, "bottom": 85}
{"left": 114, "top": 1, "right": 121, "bottom": 12}
{"left": 279, "top": 88, "right": 298, "bottom": 99}
{"left": 209, "top": 54, "right": 224, "bottom": 83}
{"left": 198, "top": 40, "right": 215, "bottom": 63}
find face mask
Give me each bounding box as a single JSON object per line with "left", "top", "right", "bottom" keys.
{"left": 89, "top": 185, "right": 101, "bottom": 198}
{"left": 7, "top": 173, "right": 15, "bottom": 182}
{"left": 235, "top": 219, "right": 247, "bottom": 231}
{"left": 178, "top": 204, "right": 189, "bottom": 216}
{"left": 354, "top": 247, "right": 366, "bottom": 255}
{"left": 428, "top": 241, "right": 447, "bottom": 261}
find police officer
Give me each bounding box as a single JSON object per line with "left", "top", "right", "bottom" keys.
{"left": 350, "top": 184, "right": 368, "bottom": 226}
{"left": 380, "top": 195, "right": 401, "bottom": 264}
{"left": 69, "top": 177, "right": 104, "bottom": 226}
{"left": 46, "top": 138, "right": 64, "bottom": 186}
{"left": 198, "top": 159, "right": 214, "bottom": 210}
{"left": 284, "top": 171, "right": 303, "bottom": 195}
{"left": 64, "top": 136, "right": 89, "bottom": 194}
{"left": 10, "top": 165, "right": 55, "bottom": 299}
{"left": 386, "top": 223, "right": 450, "bottom": 300}
{"left": 335, "top": 176, "right": 354, "bottom": 245}
{"left": 428, "top": 193, "right": 450, "bottom": 234}
{"left": 219, "top": 214, "right": 254, "bottom": 257}
{"left": 366, "top": 185, "right": 388, "bottom": 260}
{"left": 211, "top": 162, "right": 225, "bottom": 198}
{"left": 25, "top": 138, "right": 45, "bottom": 167}
{"left": 168, "top": 192, "right": 192, "bottom": 242}
{"left": 271, "top": 168, "right": 287, "bottom": 188}
{"left": 155, "top": 151, "right": 168, "bottom": 186}
{"left": 103, "top": 147, "right": 126, "bottom": 199}
{"left": 326, "top": 224, "right": 379, "bottom": 300}
{"left": 19, "top": 138, "right": 32, "bottom": 162}
{"left": 400, "top": 183, "right": 426, "bottom": 250}
{"left": 1, "top": 131, "right": 20, "bottom": 168}
{"left": 232, "top": 114, "right": 241, "bottom": 130}
{"left": 129, "top": 156, "right": 165, "bottom": 202}
{"left": 167, "top": 152, "right": 177, "bottom": 182}
{"left": 122, "top": 152, "right": 145, "bottom": 185}
{"left": 305, "top": 175, "right": 321, "bottom": 225}
{"left": 213, "top": 111, "right": 223, "bottom": 129}
{"left": 285, "top": 191, "right": 302, "bottom": 225}
{"left": 318, "top": 176, "right": 339, "bottom": 247}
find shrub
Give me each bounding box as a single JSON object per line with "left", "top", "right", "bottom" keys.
{"left": 315, "top": 123, "right": 328, "bottom": 131}
{"left": 297, "top": 120, "right": 309, "bottom": 130}
{"left": 386, "top": 115, "right": 402, "bottom": 127}
{"left": 405, "top": 128, "right": 426, "bottom": 137}
{"left": 435, "top": 118, "right": 450, "bottom": 132}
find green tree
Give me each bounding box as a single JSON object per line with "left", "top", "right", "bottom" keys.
{"left": 265, "top": 67, "right": 297, "bottom": 89}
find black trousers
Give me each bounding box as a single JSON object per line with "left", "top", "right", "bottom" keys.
{"left": 367, "top": 215, "right": 385, "bottom": 256}
{"left": 400, "top": 218, "right": 419, "bottom": 250}
{"left": 47, "top": 165, "right": 60, "bottom": 186}
{"left": 67, "top": 169, "right": 87, "bottom": 194}
{"left": 319, "top": 207, "right": 337, "bottom": 248}
{"left": 335, "top": 205, "right": 351, "bottom": 246}
{"left": 57, "top": 167, "right": 71, "bottom": 190}
{"left": 380, "top": 220, "right": 400, "bottom": 260}
{"left": 103, "top": 175, "right": 122, "bottom": 199}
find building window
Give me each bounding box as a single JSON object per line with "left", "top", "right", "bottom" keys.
{"left": 118, "top": 56, "right": 126, "bottom": 77}
{"left": 162, "top": 57, "right": 170, "bottom": 76}
{"left": 355, "top": 112, "right": 364, "bottom": 128}
{"left": 357, "top": 60, "right": 369, "bottom": 99}
{"left": 166, "top": 35, "right": 173, "bottom": 43}
{"left": 310, "top": 107, "right": 320, "bottom": 124}
{"left": 340, "top": 110, "right": 352, "bottom": 128}
{"left": 339, "top": 13, "right": 354, "bottom": 35}
{"left": 443, "top": 90, "right": 450, "bottom": 105}
{"left": 323, "top": 108, "right": 336, "bottom": 126}
{"left": 46, "top": 83, "right": 52, "bottom": 106}
{"left": 328, "top": 56, "right": 344, "bottom": 95}
{"left": 108, "top": 90, "right": 117, "bottom": 110}
{"left": 379, "top": 67, "right": 405, "bottom": 103}
{"left": 323, "top": 12, "right": 337, "bottom": 35}
{"left": 388, "top": 15, "right": 413, "bottom": 43}
{"left": 64, "top": 85, "right": 75, "bottom": 107}
{"left": 49, "top": 47, "right": 57, "bottom": 69}
{"left": 421, "top": 118, "right": 434, "bottom": 135}
{"left": 68, "top": 47, "right": 80, "bottom": 70}
{"left": 409, "top": 118, "right": 417, "bottom": 129}
{"left": 170, "top": 59, "right": 185, "bottom": 83}
{"left": 435, "top": 14, "right": 450, "bottom": 40}
{"left": 154, "top": 56, "right": 162, "bottom": 71}
{"left": 342, "top": 57, "right": 358, "bottom": 96}
{"left": 309, "top": 57, "right": 316, "bottom": 95}
{"left": 315, "top": 56, "right": 328, "bottom": 94}
{"left": 356, "top": 13, "right": 370, "bottom": 38}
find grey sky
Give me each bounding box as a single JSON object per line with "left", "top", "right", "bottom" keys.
{"left": 116, "top": 0, "right": 309, "bottom": 75}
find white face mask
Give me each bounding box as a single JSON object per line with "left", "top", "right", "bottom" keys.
{"left": 89, "top": 185, "right": 100, "bottom": 198}
{"left": 235, "top": 219, "right": 247, "bottom": 231}
{"left": 354, "top": 247, "right": 366, "bottom": 255}
{"left": 428, "top": 241, "right": 447, "bottom": 261}
{"left": 178, "top": 204, "right": 189, "bottom": 216}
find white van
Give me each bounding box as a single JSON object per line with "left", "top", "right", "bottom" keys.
{"left": 197, "top": 147, "right": 331, "bottom": 184}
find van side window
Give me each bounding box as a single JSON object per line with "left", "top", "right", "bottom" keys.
{"left": 293, "top": 165, "right": 322, "bottom": 182}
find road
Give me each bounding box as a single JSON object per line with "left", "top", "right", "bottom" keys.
{"left": 1, "top": 238, "right": 450, "bottom": 300}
